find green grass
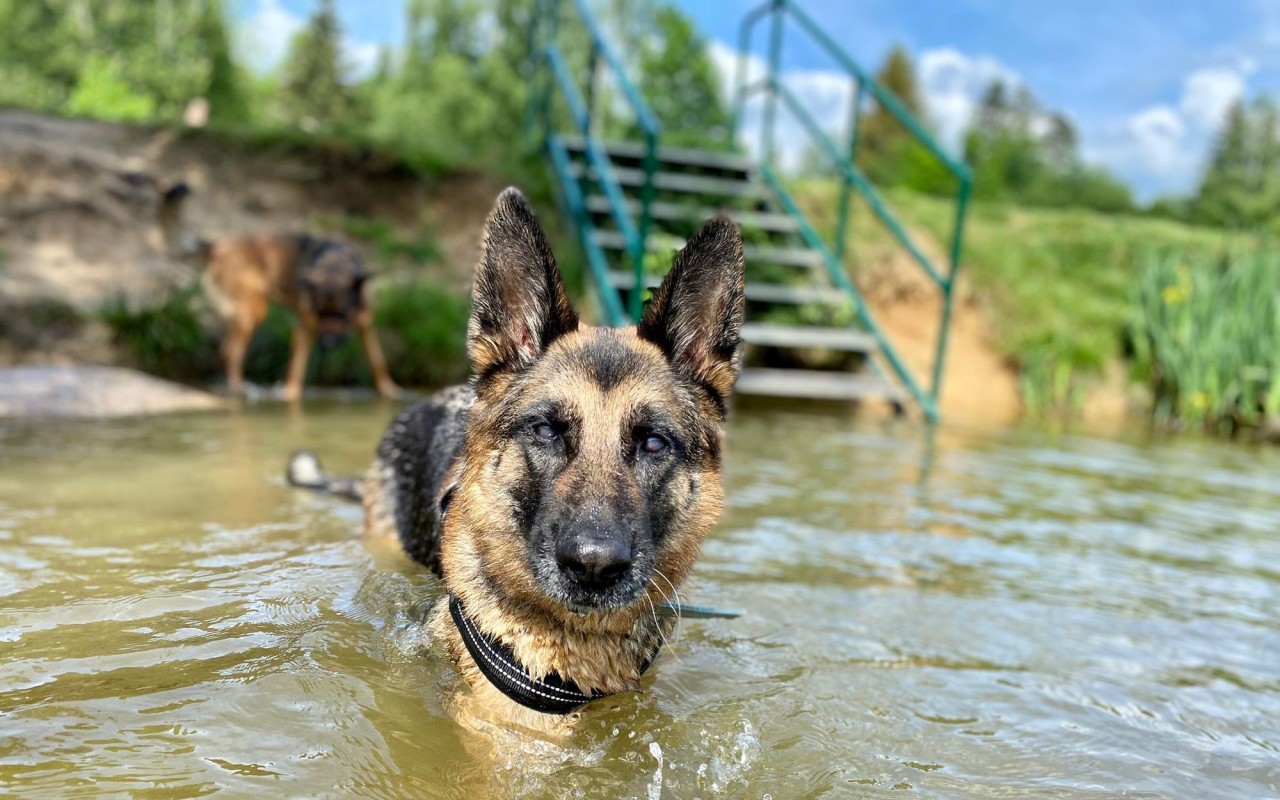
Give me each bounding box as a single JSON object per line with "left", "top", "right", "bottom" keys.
{"left": 330, "top": 215, "right": 442, "bottom": 267}
{"left": 790, "top": 179, "right": 1256, "bottom": 410}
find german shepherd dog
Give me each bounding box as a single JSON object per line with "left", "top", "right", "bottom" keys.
{"left": 289, "top": 188, "right": 745, "bottom": 731}
{"left": 157, "top": 182, "right": 400, "bottom": 401}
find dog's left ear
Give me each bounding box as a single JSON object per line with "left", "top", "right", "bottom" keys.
{"left": 638, "top": 217, "right": 745, "bottom": 406}
{"left": 468, "top": 188, "right": 578, "bottom": 378}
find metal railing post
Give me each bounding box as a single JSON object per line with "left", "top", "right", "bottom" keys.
{"left": 761, "top": 0, "right": 784, "bottom": 168}
{"left": 834, "top": 78, "right": 863, "bottom": 262}
{"left": 583, "top": 41, "right": 600, "bottom": 132}
{"left": 930, "top": 177, "right": 971, "bottom": 406}
{"left": 631, "top": 133, "right": 658, "bottom": 321}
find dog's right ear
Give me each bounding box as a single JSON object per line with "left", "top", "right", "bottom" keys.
{"left": 467, "top": 188, "right": 578, "bottom": 379}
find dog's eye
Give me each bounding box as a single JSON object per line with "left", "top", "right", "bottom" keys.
{"left": 534, "top": 422, "right": 560, "bottom": 442}
{"left": 639, "top": 434, "right": 669, "bottom": 456}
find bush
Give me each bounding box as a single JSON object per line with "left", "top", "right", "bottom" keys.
{"left": 374, "top": 281, "right": 471, "bottom": 388}
{"left": 100, "top": 286, "right": 220, "bottom": 382}
{"left": 1129, "top": 247, "right": 1280, "bottom": 431}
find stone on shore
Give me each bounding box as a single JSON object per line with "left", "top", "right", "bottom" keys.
{"left": 0, "top": 366, "right": 223, "bottom": 419}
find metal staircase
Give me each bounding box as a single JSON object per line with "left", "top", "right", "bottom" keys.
{"left": 528, "top": 0, "right": 972, "bottom": 421}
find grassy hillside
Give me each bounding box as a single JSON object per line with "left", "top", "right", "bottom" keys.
{"left": 793, "top": 180, "right": 1256, "bottom": 409}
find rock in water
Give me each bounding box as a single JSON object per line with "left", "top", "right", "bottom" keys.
{"left": 0, "top": 366, "right": 223, "bottom": 418}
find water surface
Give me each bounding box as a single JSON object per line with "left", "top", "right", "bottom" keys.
{"left": 1, "top": 403, "right": 1277, "bottom": 798}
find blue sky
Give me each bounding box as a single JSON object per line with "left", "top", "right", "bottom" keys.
{"left": 231, "top": 0, "right": 1280, "bottom": 201}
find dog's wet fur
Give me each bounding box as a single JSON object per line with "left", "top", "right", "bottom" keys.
{"left": 294, "top": 188, "right": 744, "bottom": 728}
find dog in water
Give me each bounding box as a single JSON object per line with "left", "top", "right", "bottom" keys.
{"left": 156, "top": 181, "right": 400, "bottom": 401}
{"left": 288, "top": 188, "right": 745, "bottom": 731}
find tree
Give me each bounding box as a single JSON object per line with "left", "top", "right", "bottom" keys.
{"left": 278, "top": 0, "right": 355, "bottom": 132}
{"left": 200, "top": 0, "right": 248, "bottom": 125}
{"left": 858, "top": 44, "right": 926, "bottom": 185}
{"left": 1192, "top": 98, "right": 1280, "bottom": 229}
{"left": 0, "top": 0, "right": 254, "bottom": 124}
{"left": 634, "top": 5, "right": 731, "bottom": 149}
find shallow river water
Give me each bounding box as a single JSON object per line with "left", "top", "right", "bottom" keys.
{"left": 0, "top": 402, "right": 1277, "bottom": 799}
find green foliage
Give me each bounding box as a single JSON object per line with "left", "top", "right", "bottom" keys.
{"left": 200, "top": 0, "right": 248, "bottom": 125}
{"left": 1193, "top": 98, "right": 1280, "bottom": 230}
{"left": 1129, "top": 248, "right": 1280, "bottom": 430}
{"left": 369, "top": 0, "right": 530, "bottom": 168}
{"left": 857, "top": 45, "right": 928, "bottom": 186}
{"left": 338, "top": 216, "right": 441, "bottom": 266}
{"left": 100, "top": 286, "right": 220, "bottom": 382}
{"left": 374, "top": 281, "right": 472, "bottom": 387}
{"left": 66, "top": 55, "right": 156, "bottom": 121}
{"left": 791, "top": 179, "right": 1252, "bottom": 410}
{"left": 963, "top": 80, "right": 1134, "bottom": 214}
{"left": 0, "top": 0, "right": 247, "bottom": 125}
{"left": 634, "top": 5, "right": 731, "bottom": 149}
{"left": 278, "top": 0, "right": 357, "bottom": 132}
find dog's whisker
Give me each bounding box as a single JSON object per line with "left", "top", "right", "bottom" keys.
{"left": 653, "top": 568, "right": 684, "bottom": 647}
{"left": 643, "top": 591, "right": 673, "bottom": 659}
{"left": 646, "top": 575, "right": 681, "bottom": 661}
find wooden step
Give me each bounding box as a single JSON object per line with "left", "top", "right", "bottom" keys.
{"left": 605, "top": 270, "right": 849, "bottom": 306}
{"left": 740, "top": 322, "right": 875, "bottom": 353}
{"left": 569, "top": 162, "right": 766, "bottom": 199}
{"left": 561, "top": 135, "right": 754, "bottom": 174}
{"left": 584, "top": 195, "right": 799, "bottom": 234}
{"left": 592, "top": 230, "right": 821, "bottom": 269}
{"left": 734, "top": 368, "right": 902, "bottom": 401}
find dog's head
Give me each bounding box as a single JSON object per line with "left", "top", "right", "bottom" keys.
{"left": 444, "top": 188, "right": 744, "bottom": 624}
{"left": 297, "top": 242, "right": 369, "bottom": 348}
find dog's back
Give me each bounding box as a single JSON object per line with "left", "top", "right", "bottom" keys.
{"left": 361, "top": 385, "right": 474, "bottom": 574}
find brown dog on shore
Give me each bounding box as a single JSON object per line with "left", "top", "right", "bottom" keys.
{"left": 158, "top": 182, "right": 399, "bottom": 401}
{"left": 288, "top": 188, "right": 745, "bottom": 732}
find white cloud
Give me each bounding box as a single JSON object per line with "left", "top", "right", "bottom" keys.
{"left": 237, "top": 0, "right": 383, "bottom": 80}
{"left": 918, "top": 47, "right": 1022, "bottom": 151}
{"left": 709, "top": 37, "right": 1250, "bottom": 200}
{"left": 708, "top": 40, "right": 856, "bottom": 170}
{"left": 238, "top": 0, "right": 304, "bottom": 74}
{"left": 344, "top": 40, "right": 382, "bottom": 81}
{"left": 1087, "top": 65, "right": 1251, "bottom": 199}
{"left": 1178, "top": 67, "right": 1246, "bottom": 129}
{"left": 709, "top": 39, "right": 1029, "bottom": 170}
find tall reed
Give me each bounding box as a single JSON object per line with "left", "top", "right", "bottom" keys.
{"left": 1130, "top": 247, "right": 1280, "bottom": 431}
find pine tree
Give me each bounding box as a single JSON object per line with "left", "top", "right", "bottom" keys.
{"left": 857, "top": 44, "right": 926, "bottom": 184}
{"left": 278, "top": 0, "right": 354, "bottom": 132}
{"left": 1254, "top": 97, "right": 1280, "bottom": 229}
{"left": 200, "top": 0, "right": 248, "bottom": 125}
{"left": 1196, "top": 100, "right": 1254, "bottom": 227}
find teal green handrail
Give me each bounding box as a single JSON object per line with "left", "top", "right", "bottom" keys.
{"left": 730, "top": 0, "right": 972, "bottom": 422}
{"left": 528, "top": 0, "right": 662, "bottom": 323}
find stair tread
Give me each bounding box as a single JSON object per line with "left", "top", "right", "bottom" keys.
{"left": 740, "top": 322, "right": 875, "bottom": 352}
{"left": 584, "top": 195, "right": 798, "bottom": 233}
{"left": 561, "top": 135, "right": 754, "bottom": 173}
{"left": 605, "top": 270, "right": 848, "bottom": 306}
{"left": 569, "top": 162, "right": 766, "bottom": 198}
{"left": 592, "top": 229, "right": 820, "bottom": 268}
{"left": 734, "top": 368, "right": 902, "bottom": 401}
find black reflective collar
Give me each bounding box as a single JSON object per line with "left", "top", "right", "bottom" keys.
{"left": 448, "top": 595, "right": 660, "bottom": 715}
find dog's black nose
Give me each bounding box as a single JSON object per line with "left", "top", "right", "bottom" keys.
{"left": 556, "top": 534, "right": 632, "bottom": 590}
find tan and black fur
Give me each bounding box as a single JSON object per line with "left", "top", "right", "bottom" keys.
{"left": 292, "top": 188, "right": 744, "bottom": 730}
{"left": 157, "top": 182, "right": 399, "bottom": 401}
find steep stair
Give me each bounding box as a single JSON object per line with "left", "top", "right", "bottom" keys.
{"left": 553, "top": 135, "right": 903, "bottom": 405}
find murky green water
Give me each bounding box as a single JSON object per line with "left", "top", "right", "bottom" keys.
{"left": 1, "top": 403, "right": 1277, "bottom": 798}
